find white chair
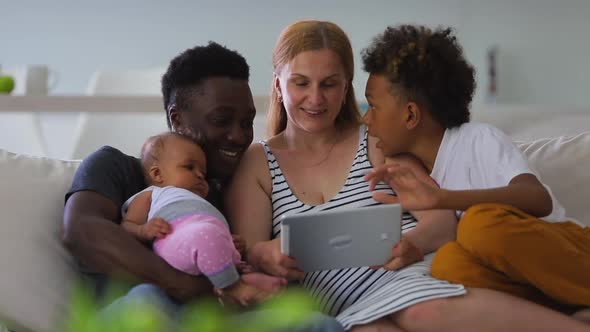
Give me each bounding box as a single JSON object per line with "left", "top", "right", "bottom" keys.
{"left": 68, "top": 68, "right": 169, "bottom": 159}
{"left": 84, "top": 68, "right": 165, "bottom": 96}
{"left": 252, "top": 96, "right": 269, "bottom": 143}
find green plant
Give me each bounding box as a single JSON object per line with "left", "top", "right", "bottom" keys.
{"left": 64, "top": 281, "right": 318, "bottom": 332}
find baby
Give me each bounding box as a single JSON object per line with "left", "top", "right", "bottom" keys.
{"left": 121, "top": 132, "right": 286, "bottom": 305}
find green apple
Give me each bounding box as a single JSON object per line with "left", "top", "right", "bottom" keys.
{"left": 0, "top": 75, "right": 15, "bottom": 93}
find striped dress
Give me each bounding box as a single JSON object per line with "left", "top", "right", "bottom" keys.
{"left": 261, "top": 125, "right": 466, "bottom": 330}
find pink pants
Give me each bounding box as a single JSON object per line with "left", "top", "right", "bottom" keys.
{"left": 153, "top": 214, "right": 241, "bottom": 277}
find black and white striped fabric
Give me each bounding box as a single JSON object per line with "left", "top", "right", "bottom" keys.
{"left": 261, "top": 125, "right": 465, "bottom": 330}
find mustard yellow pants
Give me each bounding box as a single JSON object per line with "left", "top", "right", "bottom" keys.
{"left": 431, "top": 203, "right": 590, "bottom": 312}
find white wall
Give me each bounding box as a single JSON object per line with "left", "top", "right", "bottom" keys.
{"left": 2, "top": 0, "right": 590, "bottom": 107}
{"left": 2, "top": 0, "right": 590, "bottom": 158}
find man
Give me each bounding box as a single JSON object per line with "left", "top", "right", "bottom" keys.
{"left": 62, "top": 42, "right": 343, "bottom": 332}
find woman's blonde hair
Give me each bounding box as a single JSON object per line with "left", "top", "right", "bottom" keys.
{"left": 268, "top": 20, "right": 361, "bottom": 137}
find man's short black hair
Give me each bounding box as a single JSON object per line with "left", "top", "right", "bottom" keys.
{"left": 362, "top": 25, "right": 475, "bottom": 128}
{"left": 161, "top": 41, "right": 250, "bottom": 128}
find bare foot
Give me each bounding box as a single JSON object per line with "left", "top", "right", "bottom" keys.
{"left": 572, "top": 308, "right": 590, "bottom": 325}
{"left": 222, "top": 279, "right": 282, "bottom": 307}
{"left": 241, "top": 271, "right": 287, "bottom": 292}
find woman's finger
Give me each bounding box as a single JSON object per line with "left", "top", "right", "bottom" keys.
{"left": 383, "top": 257, "right": 404, "bottom": 271}
{"left": 280, "top": 256, "right": 304, "bottom": 280}
{"left": 286, "top": 268, "right": 305, "bottom": 281}
{"left": 280, "top": 255, "right": 299, "bottom": 268}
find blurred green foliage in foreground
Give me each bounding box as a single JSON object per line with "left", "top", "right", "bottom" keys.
{"left": 63, "top": 281, "right": 318, "bottom": 332}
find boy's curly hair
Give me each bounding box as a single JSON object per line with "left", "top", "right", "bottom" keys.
{"left": 362, "top": 25, "right": 475, "bottom": 128}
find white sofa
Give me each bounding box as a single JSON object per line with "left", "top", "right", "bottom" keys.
{"left": 0, "top": 106, "right": 589, "bottom": 332}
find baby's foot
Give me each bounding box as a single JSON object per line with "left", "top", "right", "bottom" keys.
{"left": 241, "top": 271, "right": 287, "bottom": 292}
{"left": 223, "top": 279, "right": 279, "bottom": 307}
{"left": 236, "top": 261, "right": 254, "bottom": 274}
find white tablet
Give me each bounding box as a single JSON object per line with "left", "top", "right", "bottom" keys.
{"left": 280, "top": 204, "right": 402, "bottom": 272}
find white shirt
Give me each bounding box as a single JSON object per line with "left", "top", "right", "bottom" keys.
{"left": 430, "top": 122, "right": 568, "bottom": 223}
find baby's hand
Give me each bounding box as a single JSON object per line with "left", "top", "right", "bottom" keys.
{"left": 140, "top": 218, "right": 172, "bottom": 241}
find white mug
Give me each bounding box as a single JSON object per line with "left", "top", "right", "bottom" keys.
{"left": 25, "top": 65, "right": 58, "bottom": 96}
{"left": 2, "top": 65, "right": 59, "bottom": 96}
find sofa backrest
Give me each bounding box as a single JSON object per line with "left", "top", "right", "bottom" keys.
{"left": 472, "top": 106, "right": 590, "bottom": 142}
{"left": 0, "top": 150, "right": 80, "bottom": 332}
{"left": 517, "top": 132, "right": 590, "bottom": 225}
{"left": 0, "top": 131, "right": 588, "bottom": 331}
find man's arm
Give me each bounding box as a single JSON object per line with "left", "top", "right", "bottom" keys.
{"left": 62, "top": 190, "right": 212, "bottom": 302}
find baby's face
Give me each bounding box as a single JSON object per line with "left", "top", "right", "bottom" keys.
{"left": 158, "top": 136, "right": 209, "bottom": 198}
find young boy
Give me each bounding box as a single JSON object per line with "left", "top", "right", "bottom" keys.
{"left": 361, "top": 24, "right": 590, "bottom": 319}
{"left": 122, "top": 132, "right": 286, "bottom": 306}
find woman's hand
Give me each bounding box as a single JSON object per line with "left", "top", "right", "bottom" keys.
{"left": 248, "top": 238, "right": 304, "bottom": 281}
{"left": 375, "top": 236, "right": 424, "bottom": 271}
{"left": 366, "top": 163, "right": 442, "bottom": 211}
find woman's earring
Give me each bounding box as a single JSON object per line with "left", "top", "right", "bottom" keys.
{"left": 277, "top": 92, "right": 283, "bottom": 103}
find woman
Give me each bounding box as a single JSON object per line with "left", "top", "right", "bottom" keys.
{"left": 225, "top": 20, "right": 464, "bottom": 331}
{"left": 228, "top": 21, "right": 589, "bottom": 332}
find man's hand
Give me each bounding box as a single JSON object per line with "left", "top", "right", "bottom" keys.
{"left": 139, "top": 218, "right": 171, "bottom": 241}
{"left": 164, "top": 270, "right": 213, "bottom": 303}
{"left": 373, "top": 237, "right": 424, "bottom": 271}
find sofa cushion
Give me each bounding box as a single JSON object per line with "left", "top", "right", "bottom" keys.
{"left": 517, "top": 131, "right": 590, "bottom": 226}
{"left": 0, "top": 149, "right": 80, "bottom": 332}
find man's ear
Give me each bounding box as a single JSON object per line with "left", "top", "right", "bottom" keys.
{"left": 169, "top": 108, "right": 189, "bottom": 135}
{"left": 149, "top": 166, "right": 163, "bottom": 184}
{"left": 169, "top": 106, "right": 181, "bottom": 133}
{"left": 405, "top": 102, "right": 421, "bottom": 130}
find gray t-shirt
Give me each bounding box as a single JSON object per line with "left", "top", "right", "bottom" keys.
{"left": 65, "top": 146, "right": 146, "bottom": 297}
{"left": 66, "top": 145, "right": 146, "bottom": 221}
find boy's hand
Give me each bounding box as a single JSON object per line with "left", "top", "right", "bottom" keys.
{"left": 373, "top": 236, "right": 424, "bottom": 271}
{"left": 366, "top": 163, "right": 441, "bottom": 210}
{"left": 139, "top": 217, "right": 171, "bottom": 240}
